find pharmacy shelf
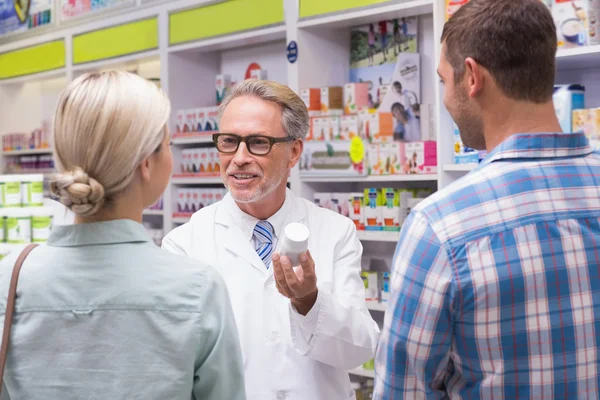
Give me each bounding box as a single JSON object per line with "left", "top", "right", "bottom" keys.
{"left": 168, "top": 25, "right": 287, "bottom": 54}
{"left": 143, "top": 209, "right": 164, "bottom": 216}
{"left": 171, "top": 132, "right": 216, "bottom": 145}
{"left": 171, "top": 175, "right": 223, "bottom": 185}
{"left": 72, "top": 50, "right": 160, "bottom": 73}
{"left": 443, "top": 164, "right": 478, "bottom": 172}
{"left": 2, "top": 149, "right": 53, "bottom": 156}
{"left": 298, "top": 0, "right": 433, "bottom": 30}
{"left": 357, "top": 231, "right": 400, "bottom": 243}
{"left": 300, "top": 174, "right": 438, "bottom": 183}
{"left": 0, "top": 68, "right": 67, "bottom": 86}
{"left": 173, "top": 216, "right": 191, "bottom": 224}
{"left": 366, "top": 300, "right": 388, "bottom": 312}
{"left": 556, "top": 45, "right": 600, "bottom": 71}
{"left": 349, "top": 366, "right": 375, "bottom": 379}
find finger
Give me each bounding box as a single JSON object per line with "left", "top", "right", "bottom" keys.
{"left": 299, "top": 250, "right": 316, "bottom": 279}
{"left": 272, "top": 253, "right": 285, "bottom": 281}
{"left": 280, "top": 256, "right": 300, "bottom": 291}
{"left": 275, "top": 279, "right": 291, "bottom": 297}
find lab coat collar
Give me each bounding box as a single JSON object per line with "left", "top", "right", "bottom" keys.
{"left": 47, "top": 219, "right": 152, "bottom": 247}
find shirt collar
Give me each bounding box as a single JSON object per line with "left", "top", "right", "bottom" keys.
{"left": 229, "top": 189, "right": 293, "bottom": 243}
{"left": 47, "top": 219, "right": 152, "bottom": 247}
{"left": 481, "top": 132, "right": 593, "bottom": 165}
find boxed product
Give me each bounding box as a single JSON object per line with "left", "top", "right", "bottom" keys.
{"left": 176, "top": 110, "right": 186, "bottom": 133}
{"left": 216, "top": 74, "right": 232, "bottom": 105}
{"left": 590, "top": 0, "right": 600, "bottom": 45}
{"left": 344, "top": 83, "right": 370, "bottom": 115}
{"left": 320, "top": 87, "right": 344, "bottom": 115}
{"left": 195, "top": 108, "right": 207, "bottom": 132}
{"left": 313, "top": 193, "right": 332, "bottom": 210}
{"left": 361, "top": 271, "right": 379, "bottom": 301}
{"left": 358, "top": 109, "right": 372, "bottom": 141}
{"left": 204, "top": 107, "right": 219, "bottom": 131}
{"left": 327, "top": 117, "right": 341, "bottom": 141}
{"left": 553, "top": 84, "right": 585, "bottom": 133}
{"left": 309, "top": 118, "right": 328, "bottom": 141}
{"left": 331, "top": 193, "right": 350, "bottom": 217}
{"left": 398, "top": 189, "right": 415, "bottom": 225}
{"left": 445, "top": 0, "right": 470, "bottom": 20}
{"left": 553, "top": 0, "right": 590, "bottom": 48}
{"left": 364, "top": 188, "right": 382, "bottom": 231}
{"left": 185, "top": 109, "right": 197, "bottom": 132}
{"left": 250, "top": 69, "right": 267, "bottom": 80}
{"left": 573, "top": 108, "right": 600, "bottom": 141}
{"left": 349, "top": 192, "right": 365, "bottom": 230}
{"left": 388, "top": 142, "right": 406, "bottom": 175}
{"left": 404, "top": 141, "right": 437, "bottom": 174}
{"left": 340, "top": 115, "right": 359, "bottom": 140}
{"left": 381, "top": 272, "right": 390, "bottom": 302}
{"left": 301, "top": 88, "right": 322, "bottom": 115}
{"left": 370, "top": 113, "right": 394, "bottom": 144}
{"left": 453, "top": 123, "right": 479, "bottom": 164}
{"left": 380, "top": 188, "right": 400, "bottom": 232}
{"left": 367, "top": 144, "right": 384, "bottom": 176}
{"left": 300, "top": 141, "right": 367, "bottom": 177}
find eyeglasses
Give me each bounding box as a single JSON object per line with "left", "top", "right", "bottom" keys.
{"left": 212, "top": 133, "right": 296, "bottom": 156}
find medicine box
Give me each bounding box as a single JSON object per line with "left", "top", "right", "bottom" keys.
{"left": 309, "top": 118, "right": 328, "bottom": 141}
{"left": 361, "top": 271, "right": 379, "bottom": 301}
{"left": 388, "top": 142, "right": 406, "bottom": 175}
{"left": 553, "top": 0, "right": 590, "bottom": 48}
{"left": 382, "top": 272, "right": 390, "bottom": 302}
{"left": 370, "top": 113, "right": 394, "bottom": 144}
{"left": 553, "top": 84, "right": 585, "bottom": 133}
{"left": 344, "top": 83, "right": 370, "bottom": 115}
{"left": 204, "top": 107, "right": 219, "bottom": 132}
{"left": 349, "top": 192, "right": 365, "bottom": 230}
{"left": 195, "top": 108, "right": 207, "bottom": 132}
{"left": 453, "top": 123, "right": 479, "bottom": 164}
{"left": 320, "top": 87, "right": 344, "bottom": 115}
{"left": 380, "top": 188, "right": 400, "bottom": 232}
{"left": 331, "top": 193, "right": 349, "bottom": 217}
{"left": 367, "top": 144, "right": 384, "bottom": 176}
{"left": 327, "top": 117, "right": 341, "bottom": 141}
{"left": 313, "top": 193, "right": 332, "bottom": 210}
{"left": 363, "top": 188, "right": 383, "bottom": 231}
{"left": 405, "top": 141, "right": 437, "bottom": 174}
{"left": 185, "top": 109, "right": 197, "bottom": 132}
{"left": 301, "top": 88, "right": 322, "bottom": 114}
{"left": 216, "top": 74, "right": 232, "bottom": 105}
{"left": 176, "top": 110, "right": 186, "bottom": 133}
{"left": 340, "top": 115, "right": 359, "bottom": 140}
{"left": 358, "top": 110, "right": 372, "bottom": 141}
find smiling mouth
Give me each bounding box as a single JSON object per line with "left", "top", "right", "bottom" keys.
{"left": 230, "top": 173, "right": 260, "bottom": 180}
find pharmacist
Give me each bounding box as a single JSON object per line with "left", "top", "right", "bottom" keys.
{"left": 163, "top": 80, "right": 380, "bottom": 400}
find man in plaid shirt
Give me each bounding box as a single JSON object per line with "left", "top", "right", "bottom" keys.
{"left": 374, "top": 0, "right": 600, "bottom": 398}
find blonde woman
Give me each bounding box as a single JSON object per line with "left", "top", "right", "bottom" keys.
{"left": 0, "top": 71, "right": 246, "bottom": 399}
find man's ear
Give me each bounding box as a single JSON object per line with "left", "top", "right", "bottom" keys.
{"left": 288, "top": 139, "right": 304, "bottom": 169}
{"left": 464, "top": 57, "right": 484, "bottom": 98}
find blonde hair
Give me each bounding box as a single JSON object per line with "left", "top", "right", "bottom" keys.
{"left": 218, "top": 80, "right": 309, "bottom": 139}
{"left": 51, "top": 71, "right": 171, "bottom": 216}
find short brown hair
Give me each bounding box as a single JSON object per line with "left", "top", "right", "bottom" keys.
{"left": 441, "top": 0, "right": 557, "bottom": 103}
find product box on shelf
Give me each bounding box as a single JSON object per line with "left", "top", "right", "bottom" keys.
{"left": 195, "top": 108, "right": 207, "bottom": 132}
{"left": 361, "top": 271, "right": 379, "bottom": 301}
{"left": 331, "top": 193, "right": 350, "bottom": 217}
{"left": 404, "top": 141, "right": 437, "bottom": 174}
{"left": 313, "top": 193, "right": 332, "bottom": 210}
{"left": 553, "top": 84, "right": 585, "bottom": 133}
{"left": 340, "top": 115, "right": 359, "bottom": 140}
{"left": 358, "top": 109, "right": 372, "bottom": 140}
{"left": 369, "top": 113, "right": 394, "bottom": 144}
{"left": 573, "top": 108, "right": 600, "bottom": 142}
{"left": 320, "top": 87, "right": 344, "bottom": 115}
{"left": 301, "top": 88, "right": 322, "bottom": 116}
{"left": 590, "top": 0, "right": 600, "bottom": 45}
{"left": 176, "top": 110, "right": 186, "bottom": 133}
{"left": 364, "top": 188, "right": 383, "bottom": 231}
{"left": 553, "top": 0, "right": 590, "bottom": 48}
{"left": 185, "top": 109, "right": 197, "bottom": 132}
{"left": 344, "top": 83, "right": 370, "bottom": 115}
{"left": 250, "top": 69, "right": 267, "bottom": 80}
{"left": 300, "top": 141, "right": 366, "bottom": 177}
{"left": 349, "top": 192, "right": 365, "bottom": 230}
{"left": 380, "top": 188, "right": 400, "bottom": 232}
{"left": 453, "top": 123, "right": 479, "bottom": 164}
{"left": 204, "top": 107, "right": 219, "bottom": 132}
{"left": 327, "top": 117, "right": 341, "bottom": 141}
{"left": 216, "top": 74, "right": 232, "bottom": 105}
{"left": 389, "top": 142, "right": 406, "bottom": 175}
{"left": 381, "top": 272, "right": 390, "bottom": 302}
{"left": 367, "top": 144, "right": 384, "bottom": 176}
{"left": 445, "top": 0, "right": 470, "bottom": 20}
{"left": 177, "top": 148, "right": 220, "bottom": 176}
{"left": 175, "top": 188, "right": 228, "bottom": 216}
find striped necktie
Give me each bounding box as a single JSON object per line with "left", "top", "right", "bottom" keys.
{"left": 253, "top": 221, "right": 274, "bottom": 269}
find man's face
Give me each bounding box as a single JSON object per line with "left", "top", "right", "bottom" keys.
{"left": 218, "top": 95, "right": 301, "bottom": 204}
{"left": 438, "top": 43, "right": 485, "bottom": 150}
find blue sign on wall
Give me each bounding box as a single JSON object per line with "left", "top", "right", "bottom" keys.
{"left": 286, "top": 40, "right": 298, "bottom": 64}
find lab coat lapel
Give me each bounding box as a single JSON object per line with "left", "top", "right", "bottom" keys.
{"left": 215, "top": 195, "right": 268, "bottom": 274}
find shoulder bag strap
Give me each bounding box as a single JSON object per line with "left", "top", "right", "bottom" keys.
{"left": 0, "top": 244, "right": 38, "bottom": 395}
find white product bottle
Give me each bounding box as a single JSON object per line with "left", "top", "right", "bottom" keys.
{"left": 5, "top": 207, "right": 31, "bottom": 244}
{"left": 1, "top": 175, "right": 22, "bottom": 207}
{"left": 30, "top": 207, "right": 53, "bottom": 243}
{"left": 277, "top": 222, "right": 310, "bottom": 267}
{"left": 21, "top": 174, "right": 44, "bottom": 207}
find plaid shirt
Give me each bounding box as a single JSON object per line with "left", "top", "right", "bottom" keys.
{"left": 374, "top": 133, "right": 600, "bottom": 399}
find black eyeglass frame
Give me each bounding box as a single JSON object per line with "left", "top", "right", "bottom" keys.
{"left": 212, "top": 133, "right": 296, "bottom": 156}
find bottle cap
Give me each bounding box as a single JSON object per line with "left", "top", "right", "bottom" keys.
{"left": 282, "top": 222, "right": 309, "bottom": 253}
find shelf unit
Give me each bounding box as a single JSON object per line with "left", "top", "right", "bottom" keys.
{"left": 1, "top": 148, "right": 53, "bottom": 156}
{"left": 143, "top": 209, "right": 165, "bottom": 216}
{"left": 366, "top": 300, "right": 388, "bottom": 312}
{"left": 357, "top": 231, "right": 400, "bottom": 243}
{"left": 442, "top": 163, "right": 478, "bottom": 172}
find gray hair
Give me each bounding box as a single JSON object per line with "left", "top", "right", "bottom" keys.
{"left": 217, "top": 79, "right": 309, "bottom": 140}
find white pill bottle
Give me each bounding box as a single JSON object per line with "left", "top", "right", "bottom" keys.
{"left": 277, "top": 222, "right": 310, "bottom": 267}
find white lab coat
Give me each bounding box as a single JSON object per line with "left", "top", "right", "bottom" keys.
{"left": 162, "top": 190, "right": 380, "bottom": 400}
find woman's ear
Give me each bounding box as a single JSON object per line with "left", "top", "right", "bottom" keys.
{"left": 140, "top": 156, "right": 152, "bottom": 182}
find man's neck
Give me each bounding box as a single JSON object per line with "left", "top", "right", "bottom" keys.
{"left": 482, "top": 100, "right": 562, "bottom": 153}
{"left": 236, "top": 185, "right": 287, "bottom": 221}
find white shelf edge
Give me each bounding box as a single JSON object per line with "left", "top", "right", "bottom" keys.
{"left": 171, "top": 176, "right": 223, "bottom": 185}
{"left": 72, "top": 49, "right": 160, "bottom": 72}
{"left": 298, "top": 0, "right": 433, "bottom": 29}
{"left": 1, "top": 149, "right": 54, "bottom": 156}
{"left": 173, "top": 216, "right": 191, "bottom": 224}
{"left": 300, "top": 174, "right": 438, "bottom": 183}
{"left": 349, "top": 366, "right": 375, "bottom": 378}
{"left": 171, "top": 134, "right": 214, "bottom": 145}
{"left": 357, "top": 231, "right": 400, "bottom": 242}
{"left": 366, "top": 300, "right": 388, "bottom": 312}
{"left": 443, "top": 164, "right": 478, "bottom": 172}
{"left": 556, "top": 45, "right": 600, "bottom": 60}
{"left": 0, "top": 68, "right": 67, "bottom": 86}
{"left": 143, "top": 209, "right": 164, "bottom": 216}
{"left": 168, "top": 25, "right": 286, "bottom": 54}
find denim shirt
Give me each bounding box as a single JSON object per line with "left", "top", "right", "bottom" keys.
{"left": 0, "top": 220, "right": 245, "bottom": 400}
